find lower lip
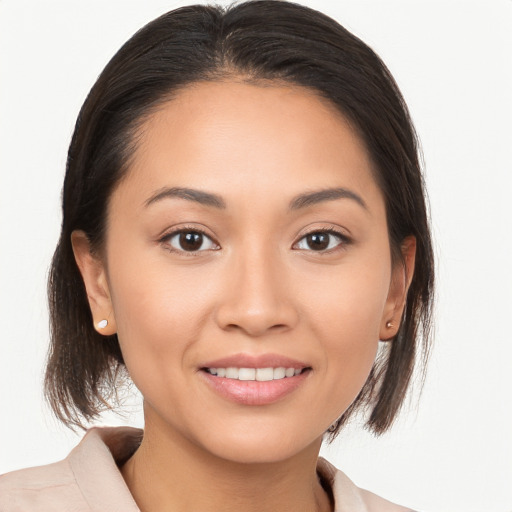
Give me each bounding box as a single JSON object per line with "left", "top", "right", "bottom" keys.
{"left": 200, "top": 370, "right": 310, "bottom": 405}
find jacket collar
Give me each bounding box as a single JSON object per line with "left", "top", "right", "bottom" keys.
{"left": 69, "top": 426, "right": 375, "bottom": 512}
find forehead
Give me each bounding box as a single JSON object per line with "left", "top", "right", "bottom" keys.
{"left": 116, "top": 80, "right": 382, "bottom": 212}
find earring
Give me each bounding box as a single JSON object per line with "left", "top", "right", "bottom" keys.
{"left": 327, "top": 420, "right": 338, "bottom": 433}
{"left": 386, "top": 321, "right": 393, "bottom": 329}
{"left": 97, "top": 319, "right": 108, "bottom": 329}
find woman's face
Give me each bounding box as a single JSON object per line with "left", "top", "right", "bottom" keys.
{"left": 78, "top": 81, "right": 410, "bottom": 463}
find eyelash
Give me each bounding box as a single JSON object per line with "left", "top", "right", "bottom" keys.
{"left": 293, "top": 227, "right": 351, "bottom": 254}
{"left": 158, "top": 225, "right": 351, "bottom": 256}
{"left": 159, "top": 226, "right": 219, "bottom": 257}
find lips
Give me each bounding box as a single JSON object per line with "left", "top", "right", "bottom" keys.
{"left": 199, "top": 353, "right": 311, "bottom": 405}
{"left": 206, "top": 367, "right": 303, "bottom": 381}
{"left": 201, "top": 353, "right": 309, "bottom": 370}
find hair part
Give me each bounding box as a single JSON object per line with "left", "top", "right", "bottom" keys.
{"left": 45, "top": 0, "right": 434, "bottom": 436}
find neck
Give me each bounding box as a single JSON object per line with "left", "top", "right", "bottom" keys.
{"left": 120, "top": 412, "right": 332, "bottom": 512}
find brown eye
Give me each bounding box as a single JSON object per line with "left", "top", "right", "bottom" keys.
{"left": 166, "top": 230, "right": 217, "bottom": 252}
{"left": 180, "top": 232, "right": 203, "bottom": 251}
{"left": 305, "top": 233, "right": 329, "bottom": 250}
{"left": 295, "top": 230, "right": 346, "bottom": 252}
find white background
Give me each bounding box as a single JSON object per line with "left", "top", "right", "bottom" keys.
{"left": 0, "top": 1, "right": 511, "bottom": 511}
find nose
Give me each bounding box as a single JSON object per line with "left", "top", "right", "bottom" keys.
{"left": 214, "top": 246, "right": 299, "bottom": 337}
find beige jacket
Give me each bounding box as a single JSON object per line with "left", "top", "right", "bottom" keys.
{"left": 0, "top": 427, "right": 414, "bottom": 511}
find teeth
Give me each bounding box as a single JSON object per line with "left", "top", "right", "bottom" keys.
{"left": 256, "top": 368, "right": 274, "bottom": 381}
{"left": 273, "top": 367, "right": 286, "bottom": 379}
{"left": 226, "top": 367, "right": 239, "bottom": 379}
{"left": 206, "top": 367, "right": 303, "bottom": 381}
{"left": 239, "top": 368, "right": 256, "bottom": 381}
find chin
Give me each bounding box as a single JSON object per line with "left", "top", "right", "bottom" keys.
{"left": 197, "top": 426, "right": 323, "bottom": 465}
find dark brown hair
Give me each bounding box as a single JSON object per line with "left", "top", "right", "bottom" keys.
{"left": 45, "top": 0, "right": 434, "bottom": 436}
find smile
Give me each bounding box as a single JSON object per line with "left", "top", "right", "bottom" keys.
{"left": 199, "top": 354, "right": 311, "bottom": 405}
{"left": 205, "top": 367, "right": 303, "bottom": 381}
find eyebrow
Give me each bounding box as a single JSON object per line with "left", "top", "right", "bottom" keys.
{"left": 144, "top": 187, "right": 226, "bottom": 209}
{"left": 144, "top": 186, "right": 366, "bottom": 211}
{"left": 289, "top": 187, "right": 367, "bottom": 211}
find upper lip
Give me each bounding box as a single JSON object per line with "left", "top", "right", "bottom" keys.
{"left": 200, "top": 353, "right": 310, "bottom": 370}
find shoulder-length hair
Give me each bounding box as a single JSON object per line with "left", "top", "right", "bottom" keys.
{"left": 45, "top": 0, "right": 434, "bottom": 437}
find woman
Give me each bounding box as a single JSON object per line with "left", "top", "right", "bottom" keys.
{"left": 0, "top": 1, "right": 434, "bottom": 510}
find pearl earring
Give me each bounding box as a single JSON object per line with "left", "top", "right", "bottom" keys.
{"left": 97, "top": 319, "right": 108, "bottom": 329}
{"left": 386, "top": 321, "right": 393, "bottom": 329}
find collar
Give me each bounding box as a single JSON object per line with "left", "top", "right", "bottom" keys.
{"left": 69, "top": 426, "right": 378, "bottom": 512}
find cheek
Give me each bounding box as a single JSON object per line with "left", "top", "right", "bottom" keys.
{"left": 302, "top": 255, "right": 391, "bottom": 342}
{"left": 301, "top": 257, "right": 391, "bottom": 407}
{"left": 106, "top": 250, "right": 218, "bottom": 383}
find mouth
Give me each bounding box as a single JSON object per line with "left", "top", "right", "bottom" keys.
{"left": 198, "top": 354, "right": 312, "bottom": 405}
{"left": 202, "top": 367, "right": 308, "bottom": 381}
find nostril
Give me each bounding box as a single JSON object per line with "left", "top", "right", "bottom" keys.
{"left": 214, "top": 291, "right": 300, "bottom": 336}
{"left": 223, "top": 321, "right": 291, "bottom": 336}
{"left": 270, "top": 323, "right": 288, "bottom": 330}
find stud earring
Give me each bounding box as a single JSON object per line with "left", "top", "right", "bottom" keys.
{"left": 97, "top": 319, "right": 108, "bottom": 329}
{"left": 386, "top": 321, "right": 393, "bottom": 329}
{"left": 327, "top": 421, "right": 338, "bottom": 433}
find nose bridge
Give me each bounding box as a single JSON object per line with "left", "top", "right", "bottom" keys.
{"left": 215, "top": 239, "right": 297, "bottom": 336}
{"left": 238, "top": 242, "right": 279, "bottom": 306}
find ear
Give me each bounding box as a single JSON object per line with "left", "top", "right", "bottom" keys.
{"left": 71, "top": 230, "right": 117, "bottom": 336}
{"left": 380, "top": 235, "right": 416, "bottom": 341}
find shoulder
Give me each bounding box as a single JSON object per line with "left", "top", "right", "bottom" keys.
{"left": 0, "top": 426, "right": 142, "bottom": 512}
{"left": 317, "top": 457, "right": 417, "bottom": 512}
{"left": 0, "top": 458, "right": 88, "bottom": 511}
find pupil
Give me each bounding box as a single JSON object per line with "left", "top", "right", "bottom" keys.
{"left": 180, "top": 232, "right": 202, "bottom": 251}
{"left": 307, "top": 233, "right": 329, "bottom": 250}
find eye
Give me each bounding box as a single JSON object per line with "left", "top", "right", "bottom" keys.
{"left": 294, "top": 230, "right": 347, "bottom": 252}
{"left": 163, "top": 229, "right": 218, "bottom": 253}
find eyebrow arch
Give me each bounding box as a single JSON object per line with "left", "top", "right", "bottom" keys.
{"left": 144, "top": 187, "right": 226, "bottom": 209}
{"left": 289, "top": 187, "right": 367, "bottom": 211}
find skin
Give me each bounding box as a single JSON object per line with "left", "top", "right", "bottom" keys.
{"left": 72, "top": 80, "right": 415, "bottom": 512}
